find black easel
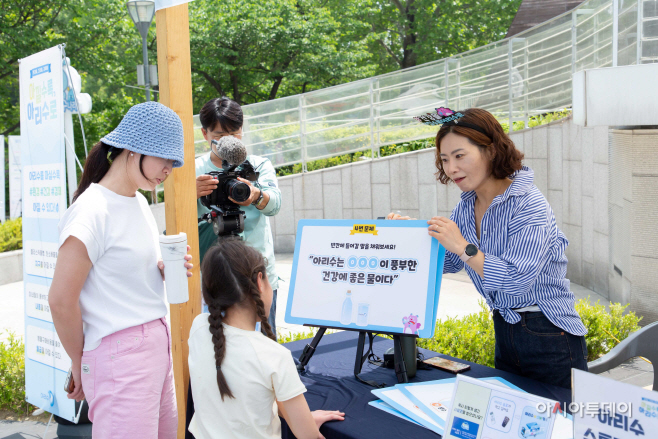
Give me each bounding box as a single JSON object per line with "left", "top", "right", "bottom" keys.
{"left": 296, "top": 326, "right": 413, "bottom": 386}
{"left": 296, "top": 327, "right": 327, "bottom": 372}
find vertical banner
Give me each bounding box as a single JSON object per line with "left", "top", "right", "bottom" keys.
{"left": 19, "top": 45, "right": 74, "bottom": 421}
{"left": 0, "top": 135, "right": 4, "bottom": 222}
{"left": 8, "top": 136, "right": 22, "bottom": 219}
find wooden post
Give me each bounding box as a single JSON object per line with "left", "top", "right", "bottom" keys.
{"left": 155, "top": 4, "right": 201, "bottom": 438}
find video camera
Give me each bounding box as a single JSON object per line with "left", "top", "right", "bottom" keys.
{"left": 199, "top": 159, "right": 259, "bottom": 238}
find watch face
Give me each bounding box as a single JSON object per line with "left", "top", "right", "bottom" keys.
{"left": 465, "top": 244, "right": 478, "bottom": 256}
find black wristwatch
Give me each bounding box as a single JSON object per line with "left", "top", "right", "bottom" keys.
{"left": 459, "top": 243, "right": 478, "bottom": 263}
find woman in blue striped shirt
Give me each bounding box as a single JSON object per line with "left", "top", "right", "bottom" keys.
{"left": 391, "top": 108, "right": 588, "bottom": 388}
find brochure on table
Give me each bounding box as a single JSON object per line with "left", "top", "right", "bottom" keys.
{"left": 572, "top": 369, "right": 653, "bottom": 439}
{"left": 400, "top": 377, "right": 524, "bottom": 427}
{"left": 444, "top": 375, "right": 557, "bottom": 439}
{"left": 371, "top": 376, "right": 574, "bottom": 438}
{"left": 285, "top": 220, "right": 445, "bottom": 337}
{"left": 371, "top": 377, "right": 522, "bottom": 435}
{"left": 372, "top": 385, "right": 444, "bottom": 434}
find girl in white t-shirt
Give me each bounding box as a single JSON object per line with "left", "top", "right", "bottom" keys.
{"left": 49, "top": 102, "right": 193, "bottom": 439}
{"left": 188, "top": 240, "right": 345, "bottom": 439}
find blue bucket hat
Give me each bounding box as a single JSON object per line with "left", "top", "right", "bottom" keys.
{"left": 101, "top": 101, "right": 185, "bottom": 168}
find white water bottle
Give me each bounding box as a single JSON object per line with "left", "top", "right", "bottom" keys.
{"left": 340, "top": 290, "right": 353, "bottom": 325}
{"left": 158, "top": 233, "right": 189, "bottom": 304}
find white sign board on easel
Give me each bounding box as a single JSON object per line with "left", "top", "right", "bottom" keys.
{"left": 285, "top": 219, "right": 445, "bottom": 337}
{"left": 573, "top": 369, "right": 654, "bottom": 439}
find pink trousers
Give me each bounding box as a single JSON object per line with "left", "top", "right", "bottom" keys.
{"left": 80, "top": 318, "right": 177, "bottom": 439}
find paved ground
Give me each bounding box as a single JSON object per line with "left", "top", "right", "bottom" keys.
{"left": 1, "top": 254, "right": 653, "bottom": 438}
{"left": 0, "top": 417, "right": 58, "bottom": 439}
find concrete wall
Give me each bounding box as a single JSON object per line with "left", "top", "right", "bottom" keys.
{"left": 271, "top": 117, "right": 612, "bottom": 300}
{"left": 609, "top": 129, "right": 658, "bottom": 324}
{"left": 269, "top": 149, "right": 464, "bottom": 253}
{"left": 507, "top": 119, "right": 611, "bottom": 299}
{"left": 145, "top": 117, "right": 612, "bottom": 300}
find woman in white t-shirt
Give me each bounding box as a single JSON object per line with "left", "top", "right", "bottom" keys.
{"left": 188, "top": 240, "right": 345, "bottom": 439}
{"left": 49, "top": 102, "right": 193, "bottom": 439}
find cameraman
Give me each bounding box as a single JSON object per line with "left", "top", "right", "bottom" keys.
{"left": 195, "top": 97, "right": 281, "bottom": 336}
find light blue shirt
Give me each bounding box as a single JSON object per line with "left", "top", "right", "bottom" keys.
{"left": 196, "top": 153, "right": 281, "bottom": 290}
{"left": 444, "top": 166, "right": 587, "bottom": 336}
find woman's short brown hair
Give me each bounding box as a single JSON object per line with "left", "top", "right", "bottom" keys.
{"left": 434, "top": 108, "right": 524, "bottom": 184}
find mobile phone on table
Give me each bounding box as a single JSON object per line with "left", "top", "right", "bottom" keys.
{"left": 64, "top": 367, "right": 75, "bottom": 393}
{"left": 422, "top": 356, "right": 471, "bottom": 374}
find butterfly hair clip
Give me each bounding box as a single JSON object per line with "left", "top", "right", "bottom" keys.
{"left": 413, "top": 106, "right": 488, "bottom": 136}
{"left": 413, "top": 107, "right": 465, "bottom": 126}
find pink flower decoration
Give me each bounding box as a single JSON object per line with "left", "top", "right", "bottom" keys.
{"left": 436, "top": 107, "right": 455, "bottom": 117}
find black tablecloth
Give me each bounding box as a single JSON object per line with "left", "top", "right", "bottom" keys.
{"left": 281, "top": 330, "right": 572, "bottom": 439}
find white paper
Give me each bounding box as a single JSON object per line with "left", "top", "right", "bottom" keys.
{"left": 402, "top": 381, "right": 455, "bottom": 424}
{"left": 378, "top": 387, "right": 442, "bottom": 429}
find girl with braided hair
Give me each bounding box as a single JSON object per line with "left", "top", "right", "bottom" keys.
{"left": 188, "top": 240, "right": 345, "bottom": 439}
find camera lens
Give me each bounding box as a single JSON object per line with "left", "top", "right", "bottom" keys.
{"left": 227, "top": 179, "right": 251, "bottom": 203}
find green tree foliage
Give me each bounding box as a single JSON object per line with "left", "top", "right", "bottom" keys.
{"left": 1, "top": 0, "right": 66, "bottom": 137}
{"left": 332, "top": 0, "right": 523, "bottom": 72}
{"left": 1, "top": 0, "right": 524, "bottom": 170}
{"left": 0, "top": 1, "right": 147, "bottom": 137}
{"left": 0, "top": 332, "right": 30, "bottom": 415}
{"left": 418, "top": 301, "right": 496, "bottom": 367}
{"left": 188, "top": 0, "right": 376, "bottom": 105}
{"left": 0, "top": 0, "right": 153, "bottom": 200}
{"left": 0, "top": 217, "right": 22, "bottom": 252}
{"left": 576, "top": 299, "right": 643, "bottom": 362}
{"left": 417, "top": 299, "right": 642, "bottom": 368}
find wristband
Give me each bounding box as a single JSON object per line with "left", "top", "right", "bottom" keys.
{"left": 252, "top": 188, "right": 264, "bottom": 207}
{"left": 459, "top": 243, "right": 478, "bottom": 263}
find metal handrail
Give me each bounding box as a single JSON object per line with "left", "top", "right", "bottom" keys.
{"left": 191, "top": 0, "right": 654, "bottom": 168}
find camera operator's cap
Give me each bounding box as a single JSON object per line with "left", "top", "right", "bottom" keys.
{"left": 101, "top": 101, "right": 185, "bottom": 168}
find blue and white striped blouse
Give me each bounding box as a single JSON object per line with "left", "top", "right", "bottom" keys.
{"left": 443, "top": 166, "right": 587, "bottom": 336}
